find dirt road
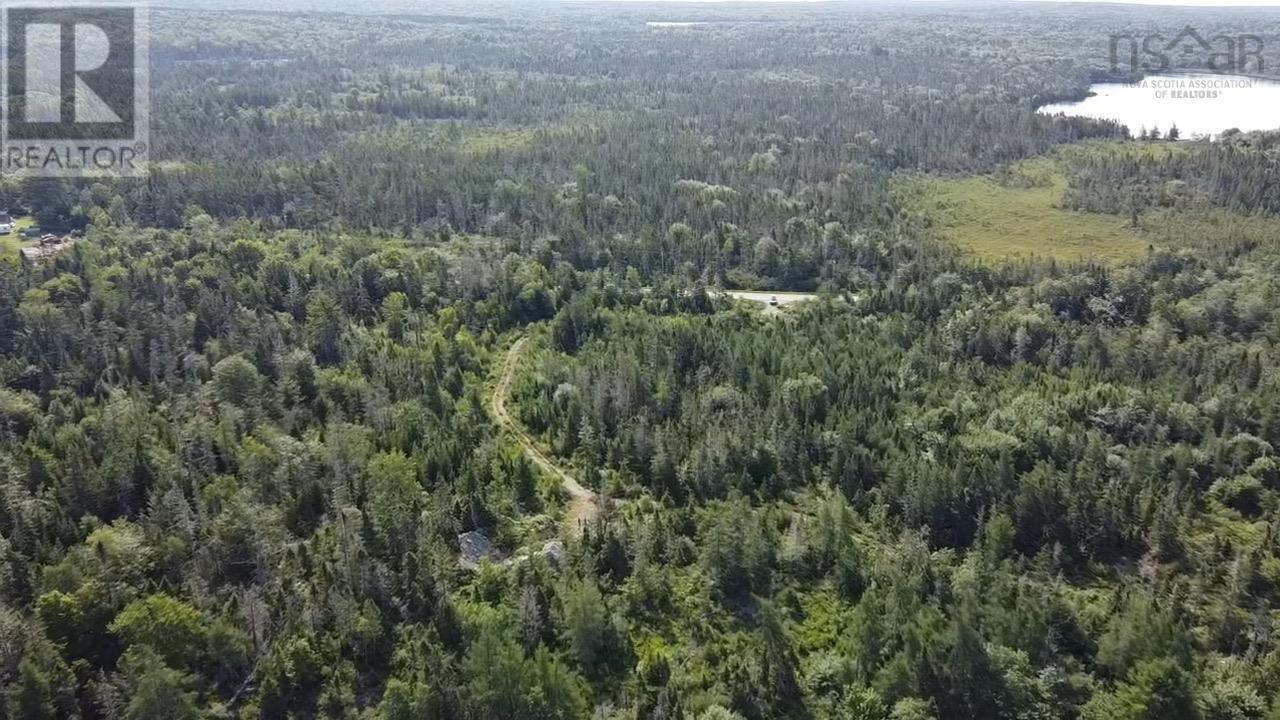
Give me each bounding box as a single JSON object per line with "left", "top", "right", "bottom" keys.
{"left": 492, "top": 337, "right": 600, "bottom": 536}
{"left": 723, "top": 291, "right": 818, "bottom": 306}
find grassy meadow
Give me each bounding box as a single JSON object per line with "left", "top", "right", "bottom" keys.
{"left": 902, "top": 152, "right": 1151, "bottom": 265}
{"left": 1, "top": 216, "right": 35, "bottom": 258}
{"left": 898, "top": 142, "right": 1280, "bottom": 265}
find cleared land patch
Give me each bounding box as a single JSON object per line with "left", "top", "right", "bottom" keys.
{"left": 906, "top": 145, "right": 1280, "bottom": 265}
{"left": 2, "top": 216, "right": 36, "bottom": 258}
{"left": 904, "top": 160, "right": 1150, "bottom": 265}
{"left": 902, "top": 145, "right": 1236, "bottom": 264}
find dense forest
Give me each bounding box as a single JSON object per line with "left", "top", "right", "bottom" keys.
{"left": 3, "top": 2, "right": 1280, "bottom": 719}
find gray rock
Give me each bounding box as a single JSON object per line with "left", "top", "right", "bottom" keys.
{"left": 542, "top": 539, "right": 565, "bottom": 566}
{"left": 458, "top": 530, "right": 497, "bottom": 569}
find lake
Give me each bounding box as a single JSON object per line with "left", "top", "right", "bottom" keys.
{"left": 1037, "top": 73, "right": 1280, "bottom": 139}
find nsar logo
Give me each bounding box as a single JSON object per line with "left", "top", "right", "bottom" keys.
{"left": 1110, "top": 26, "right": 1264, "bottom": 75}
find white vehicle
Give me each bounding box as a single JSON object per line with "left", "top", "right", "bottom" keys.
{"left": 769, "top": 295, "right": 779, "bottom": 307}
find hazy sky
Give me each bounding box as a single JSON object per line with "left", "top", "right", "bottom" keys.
{"left": 603, "top": 0, "right": 1280, "bottom": 5}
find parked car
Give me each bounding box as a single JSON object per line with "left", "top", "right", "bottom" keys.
{"left": 769, "top": 295, "right": 779, "bottom": 307}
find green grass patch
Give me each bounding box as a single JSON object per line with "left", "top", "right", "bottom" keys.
{"left": 1053, "top": 138, "right": 1194, "bottom": 163}
{"left": 2, "top": 216, "right": 35, "bottom": 258}
{"left": 904, "top": 164, "right": 1150, "bottom": 265}
{"left": 902, "top": 141, "right": 1205, "bottom": 265}
{"left": 462, "top": 128, "right": 536, "bottom": 156}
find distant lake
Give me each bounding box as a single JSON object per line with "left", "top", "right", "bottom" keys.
{"left": 1037, "top": 73, "right": 1280, "bottom": 139}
